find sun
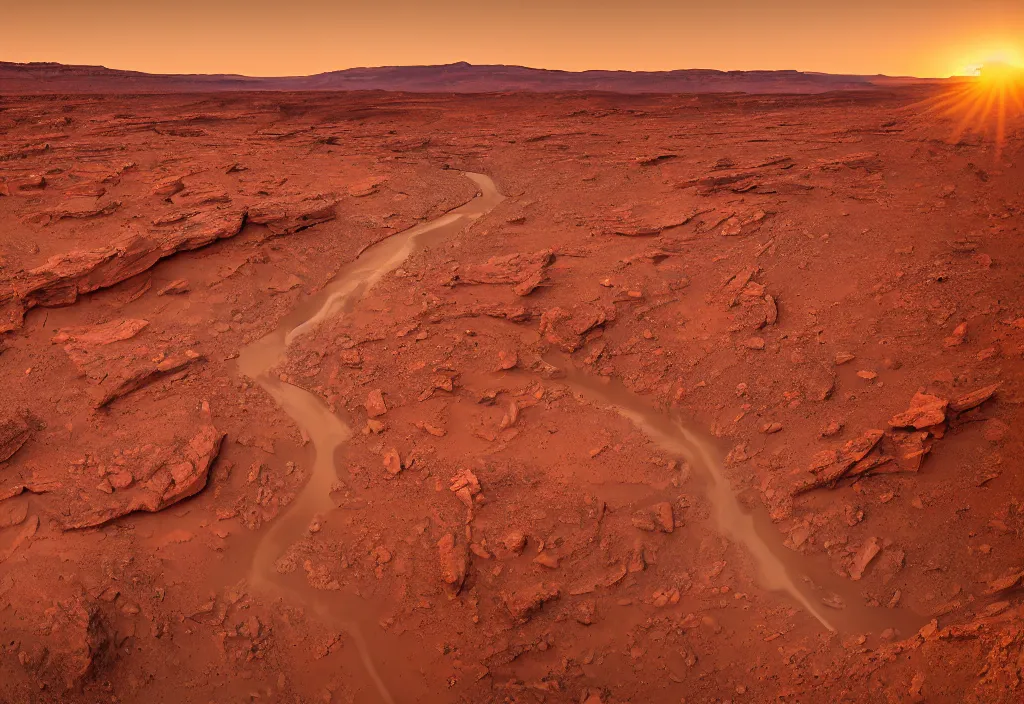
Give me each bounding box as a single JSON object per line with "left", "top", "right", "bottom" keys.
{"left": 916, "top": 59, "right": 1024, "bottom": 157}
{"left": 979, "top": 60, "right": 1024, "bottom": 86}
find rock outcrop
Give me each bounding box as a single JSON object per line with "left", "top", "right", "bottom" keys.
{"left": 61, "top": 415, "right": 225, "bottom": 529}
{"left": 1, "top": 209, "right": 246, "bottom": 333}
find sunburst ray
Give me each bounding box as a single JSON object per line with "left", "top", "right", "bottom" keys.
{"left": 916, "top": 61, "right": 1024, "bottom": 158}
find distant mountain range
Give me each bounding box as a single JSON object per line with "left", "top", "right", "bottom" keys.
{"left": 0, "top": 60, "right": 961, "bottom": 94}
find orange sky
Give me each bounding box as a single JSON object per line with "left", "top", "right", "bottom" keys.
{"left": 3, "top": 0, "right": 1022, "bottom": 78}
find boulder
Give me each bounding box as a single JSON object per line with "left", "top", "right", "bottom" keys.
{"left": 437, "top": 533, "right": 468, "bottom": 594}
{"left": 502, "top": 583, "right": 560, "bottom": 622}
{"left": 949, "top": 384, "right": 999, "bottom": 413}
{"left": 448, "top": 249, "right": 554, "bottom": 297}
{"left": 889, "top": 392, "right": 948, "bottom": 429}
{"left": 246, "top": 196, "right": 337, "bottom": 236}
{"left": 61, "top": 416, "right": 224, "bottom": 529}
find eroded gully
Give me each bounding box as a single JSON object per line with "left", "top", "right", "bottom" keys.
{"left": 237, "top": 172, "right": 505, "bottom": 703}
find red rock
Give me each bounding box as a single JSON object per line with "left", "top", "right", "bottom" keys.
{"left": 598, "top": 209, "right": 692, "bottom": 236}
{"left": 834, "top": 352, "right": 855, "bottom": 365}
{"left": 627, "top": 546, "right": 647, "bottom": 573}
{"left": 175, "top": 189, "right": 230, "bottom": 207}
{"left": 502, "top": 582, "right": 559, "bottom": 622}
{"left": 151, "top": 178, "right": 185, "bottom": 199}
{"left": 62, "top": 417, "right": 225, "bottom": 530}
{"left": 50, "top": 199, "right": 121, "bottom": 220}
{"left": 339, "top": 349, "right": 362, "bottom": 367}
{"left": 502, "top": 531, "right": 527, "bottom": 554}
{"left": 2, "top": 208, "right": 246, "bottom": 333}
{"left": 105, "top": 470, "right": 133, "bottom": 490}
{"left": 449, "top": 468, "right": 481, "bottom": 496}
{"left": 94, "top": 351, "right": 204, "bottom": 408}
{"left": 246, "top": 195, "right": 337, "bottom": 236}
{"left": 539, "top": 305, "right": 612, "bottom": 353}
{"left": 887, "top": 431, "right": 933, "bottom": 472}
{"left": 417, "top": 420, "right": 446, "bottom": 437}
{"left": 723, "top": 266, "right": 759, "bottom": 298}
{"left": 606, "top": 223, "right": 663, "bottom": 236}
{"left": 449, "top": 249, "right": 554, "bottom": 297}
{"left": 653, "top": 502, "right": 675, "bottom": 532}
{"left": 635, "top": 153, "right": 677, "bottom": 166}
{"left": 984, "top": 568, "right": 1024, "bottom": 594}
{"left": 821, "top": 420, "right": 843, "bottom": 437}
{"left": 372, "top": 546, "right": 393, "bottom": 564}
{"left": 848, "top": 450, "right": 893, "bottom": 477}
{"left": 949, "top": 383, "right": 999, "bottom": 413}
{"left": 856, "top": 370, "right": 877, "bottom": 380}
{"left": 365, "top": 389, "right": 387, "bottom": 417}
{"left": 499, "top": 400, "right": 519, "bottom": 429}
{"left": 794, "top": 429, "right": 884, "bottom": 495}
{"left": 385, "top": 136, "right": 430, "bottom": 152}
{"left": 157, "top": 279, "right": 190, "bottom": 295}
{"left": 849, "top": 537, "right": 881, "bottom": 580}
{"left": 11, "top": 174, "right": 47, "bottom": 192}
{"left": 160, "top": 528, "right": 194, "bottom": 544}
{"left": 497, "top": 349, "right": 518, "bottom": 370}
{"left": 943, "top": 322, "right": 967, "bottom": 347}
{"left": 437, "top": 533, "right": 468, "bottom": 594}
{"left": 761, "top": 421, "right": 783, "bottom": 434}
{"left": 382, "top": 448, "right": 402, "bottom": 475}
{"left": 843, "top": 430, "right": 885, "bottom": 463}
{"left": 806, "top": 367, "right": 837, "bottom": 401}
{"left": 739, "top": 280, "right": 765, "bottom": 297}
{"left": 52, "top": 318, "right": 149, "bottom": 347}
{"left": 763, "top": 293, "right": 778, "bottom": 326}
{"left": 38, "top": 596, "right": 112, "bottom": 692}
{"left": 576, "top": 600, "right": 596, "bottom": 625}
{"left": 347, "top": 179, "right": 380, "bottom": 197}
{"left": 721, "top": 217, "right": 742, "bottom": 236}
{"left": 603, "top": 563, "right": 628, "bottom": 586}
{"left": 889, "top": 392, "right": 948, "bottom": 429}
{"left": 452, "top": 487, "right": 472, "bottom": 508}
{"left": 533, "top": 552, "right": 560, "bottom": 568}
{"left": 631, "top": 511, "right": 658, "bottom": 531}
{"left": 742, "top": 336, "right": 765, "bottom": 350}
{"left": 0, "top": 411, "right": 31, "bottom": 462}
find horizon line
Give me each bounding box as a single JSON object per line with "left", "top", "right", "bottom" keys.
{"left": 2, "top": 58, "right": 971, "bottom": 81}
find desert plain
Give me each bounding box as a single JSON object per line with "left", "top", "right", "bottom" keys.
{"left": 0, "top": 84, "right": 1023, "bottom": 703}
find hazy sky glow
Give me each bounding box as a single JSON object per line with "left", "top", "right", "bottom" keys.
{"left": 2, "top": 0, "right": 1023, "bottom": 78}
